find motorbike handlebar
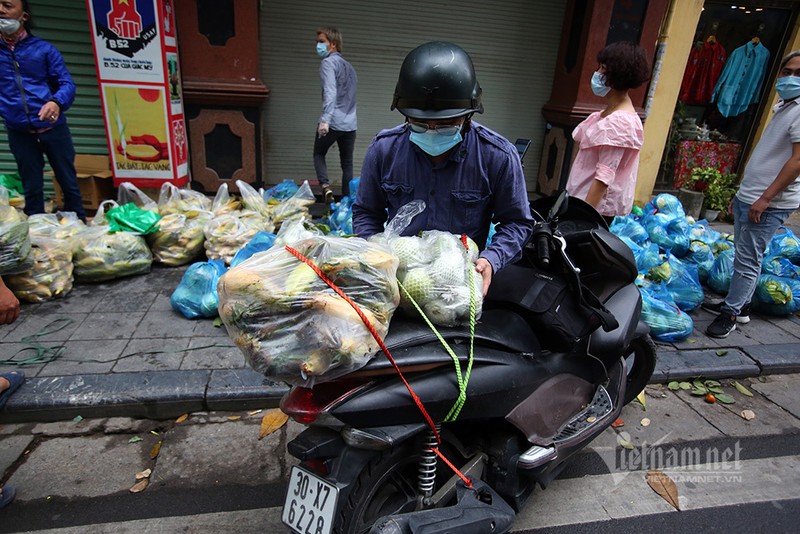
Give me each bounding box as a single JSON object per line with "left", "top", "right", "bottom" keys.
{"left": 536, "top": 234, "right": 550, "bottom": 267}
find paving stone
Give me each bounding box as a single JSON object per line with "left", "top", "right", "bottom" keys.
{"left": 133, "top": 310, "right": 197, "bottom": 338}
{"left": 0, "top": 434, "right": 34, "bottom": 473}
{"left": 149, "top": 290, "right": 175, "bottom": 313}
{"left": 192, "top": 318, "right": 230, "bottom": 338}
{"left": 30, "top": 285, "right": 109, "bottom": 314}
{"left": 768, "top": 316, "right": 800, "bottom": 338}
{"left": 206, "top": 369, "right": 288, "bottom": 412}
{"left": 149, "top": 419, "right": 285, "bottom": 488}
{"left": 0, "top": 345, "right": 45, "bottom": 376}
{"left": 7, "top": 434, "right": 153, "bottom": 500}
{"left": 69, "top": 311, "right": 145, "bottom": 341}
{"left": 750, "top": 373, "right": 800, "bottom": 419}
{"left": 30, "top": 418, "right": 107, "bottom": 436}
{"left": 2, "top": 313, "right": 88, "bottom": 343}
{"left": 35, "top": 339, "right": 129, "bottom": 377}
{"left": 181, "top": 337, "right": 246, "bottom": 370}
{"left": 733, "top": 319, "right": 800, "bottom": 345}
{"left": 103, "top": 417, "right": 165, "bottom": 434}
{"left": 743, "top": 343, "right": 800, "bottom": 374}
{"left": 112, "top": 338, "right": 189, "bottom": 373}
{"left": 96, "top": 286, "right": 160, "bottom": 313}
{"left": 652, "top": 349, "right": 759, "bottom": 382}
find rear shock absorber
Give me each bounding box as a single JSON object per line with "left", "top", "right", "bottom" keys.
{"left": 417, "top": 425, "right": 441, "bottom": 508}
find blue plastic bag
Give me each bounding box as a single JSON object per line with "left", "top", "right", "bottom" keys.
{"left": 230, "top": 231, "right": 277, "bottom": 268}
{"left": 639, "top": 281, "right": 694, "bottom": 342}
{"left": 263, "top": 180, "right": 299, "bottom": 201}
{"left": 643, "top": 193, "right": 686, "bottom": 221}
{"left": 762, "top": 255, "right": 800, "bottom": 279}
{"left": 610, "top": 215, "right": 650, "bottom": 245}
{"left": 635, "top": 242, "right": 663, "bottom": 273}
{"left": 753, "top": 274, "right": 800, "bottom": 315}
{"left": 328, "top": 196, "right": 354, "bottom": 235}
{"left": 645, "top": 216, "right": 690, "bottom": 257}
{"left": 690, "top": 220, "right": 722, "bottom": 245}
{"left": 766, "top": 227, "right": 800, "bottom": 263}
{"left": 708, "top": 248, "right": 735, "bottom": 295}
{"left": 348, "top": 176, "right": 360, "bottom": 201}
{"left": 684, "top": 240, "right": 715, "bottom": 283}
{"left": 170, "top": 259, "right": 227, "bottom": 319}
{"left": 665, "top": 255, "right": 704, "bottom": 311}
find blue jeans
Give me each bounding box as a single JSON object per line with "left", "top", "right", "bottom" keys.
{"left": 723, "top": 196, "right": 794, "bottom": 316}
{"left": 313, "top": 129, "right": 356, "bottom": 197}
{"left": 6, "top": 122, "right": 86, "bottom": 220}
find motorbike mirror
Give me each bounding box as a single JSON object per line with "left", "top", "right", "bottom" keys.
{"left": 548, "top": 190, "right": 569, "bottom": 220}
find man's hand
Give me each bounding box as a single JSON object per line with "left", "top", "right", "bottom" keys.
{"left": 475, "top": 258, "right": 493, "bottom": 296}
{"left": 317, "top": 122, "right": 329, "bottom": 137}
{"left": 750, "top": 196, "right": 770, "bottom": 223}
{"left": 0, "top": 279, "right": 20, "bottom": 325}
{"left": 38, "top": 101, "right": 60, "bottom": 123}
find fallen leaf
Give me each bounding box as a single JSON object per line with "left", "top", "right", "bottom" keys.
{"left": 691, "top": 387, "right": 708, "bottom": 396}
{"left": 227, "top": 415, "right": 242, "bottom": 421}
{"left": 135, "top": 468, "right": 152, "bottom": 480}
{"left": 259, "top": 409, "right": 289, "bottom": 440}
{"left": 73, "top": 415, "right": 83, "bottom": 423}
{"left": 687, "top": 338, "right": 697, "bottom": 343}
{"left": 175, "top": 413, "right": 189, "bottom": 423}
{"left": 678, "top": 382, "right": 692, "bottom": 390}
{"left": 611, "top": 417, "right": 625, "bottom": 428}
{"left": 213, "top": 317, "right": 223, "bottom": 327}
{"left": 715, "top": 393, "right": 735, "bottom": 404}
{"left": 733, "top": 381, "right": 753, "bottom": 397}
{"left": 150, "top": 441, "right": 162, "bottom": 459}
{"left": 641, "top": 417, "right": 651, "bottom": 427}
{"left": 716, "top": 350, "right": 728, "bottom": 357}
{"left": 130, "top": 479, "right": 149, "bottom": 493}
{"left": 646, "top": 470, "right": 680, "bottom": 510}
{"left": 707, "top": 386, "right": 724, "bottom": 394}
{"left": 668, "top": 382, "right": 680, "bottom": 391}
{"left": 693, "top": 380, "right": 706, "bottom": 390}
{"left": 740, "top": 409, "right": 756, "bottom": 421}
{"left": 636, "top": 391, "right": 646, "bottom": 410}
{"left": 617, "top": 431, "right": 635, "bottom": 450}
{"left": 704, "top": 380, "right": 721, "bottom": 387}
{"left": 128, "top": 436, "right": 143, "bottom": 444}
{"left": 758, "top": 376, "right": 767, "bottom": 383}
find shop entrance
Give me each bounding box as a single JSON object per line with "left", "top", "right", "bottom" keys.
{"left": 656, "top": 1, "right": 799, "bottom": 191}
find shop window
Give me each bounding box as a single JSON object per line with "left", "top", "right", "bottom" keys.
{"left": 658, "top": 1, "right": 796, "bottom": 190}
{"left": 197, "top": 0, "right": 235, "bottom": 47}
{"left": 606, "top": 0, "right": 648, "bottom": 45}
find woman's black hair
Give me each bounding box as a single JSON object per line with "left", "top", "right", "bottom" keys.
{"left": 598, "top": 41, "right": 651, "bottom": 91}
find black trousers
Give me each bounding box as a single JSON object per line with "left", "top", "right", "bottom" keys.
{"left": 313, "top": 128, "right": 356, "bottom": 197}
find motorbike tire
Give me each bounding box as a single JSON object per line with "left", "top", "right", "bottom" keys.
{"left": 334, "top": 438, "right": 462, "bottom": 534}
{"left": 622, "top": 334, "right": 657, "bottom": 406}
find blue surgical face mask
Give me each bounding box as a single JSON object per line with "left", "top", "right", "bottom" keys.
{"left": 776, "top": 76, "right": 800, "bottom": 101}
{"left": 409, "top": 129, "right": 463, "bottom": 156}
{"left": 591, "top": 71, "right": 611, "bottom": 97}
{"left": 316, "top": 42, "right": 330, "bottom": 58}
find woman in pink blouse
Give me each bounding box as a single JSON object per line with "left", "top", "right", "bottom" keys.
{"left": 567, "top": 42, "right": 651, "bottom": 220}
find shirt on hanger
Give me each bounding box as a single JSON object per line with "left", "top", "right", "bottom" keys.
{"left": 711, "top": 40, "right": 770, "bottom": 117}
{"left": 680, "top": 40, "right": 727, "bottom": 105}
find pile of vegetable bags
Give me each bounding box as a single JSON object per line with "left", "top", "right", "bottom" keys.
{"left": 147, "top": 183, "right": 213, "bottom": 266}
{"left": 204, "top": 182, "right": 274, "bottom": 264}
{"left": 4, "top": 213, "right": 84, "bottom": 302}
{"left": 217, "top": 218, "right": 400, "bottom": 386}
{"left": 0, "top": 188, "right": 32, "bottom": 275}
{"left": 751, "top": 227, "right": 800, "bottom": 315}
{"left": 369, "top": 201, "right": 484, "bottom": 327}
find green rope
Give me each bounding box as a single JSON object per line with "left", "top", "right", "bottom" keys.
{"left": 397, "top": 262, "right": 477, "bottom": 423}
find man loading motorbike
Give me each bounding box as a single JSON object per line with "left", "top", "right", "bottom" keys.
{"left": 352, "top": 41, "right": 534, "bottom": 295}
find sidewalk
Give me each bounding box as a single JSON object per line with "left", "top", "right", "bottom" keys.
{"left": 2, "top": 211, "right": 800, "bottom": 424}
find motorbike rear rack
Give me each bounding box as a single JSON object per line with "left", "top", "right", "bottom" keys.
{"left": 518, "top": 385, "right": 613, "bottom": 469}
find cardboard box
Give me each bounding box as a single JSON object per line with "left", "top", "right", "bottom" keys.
{"left": 51, "top": 154, "right": 116, "bottom": 212}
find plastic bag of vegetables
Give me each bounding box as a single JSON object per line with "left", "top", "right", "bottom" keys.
{"left": 203, "top": 210, "right": 270, "bottom": 264}
{"left": 328, "top": 196, "right": 354, "bottom": 236}
{"left": 270, "top": 180, "right": 316, "bottom": 228}
{"left": 766, "top": 227, "right": 800, "bottom": 263}
{"left": 157, "top": 182, "right": 212, "bottom": 216}
{"left": 230, "top": 231, "right": 277, "bottom": 268}
{"left": 148, "top": 210, "right": 212, "bottom": 266}
{"left": 708, "top": 248, "right": 735, "bottom": 295}
{"left": 211, "top": 183, "right": 241, "bottom": 216}
{"left": 0, "top": 197, "right": 32, "bottom": 275}
{"left": 370, "top": 201, "right": 484, "bottom": 327}
{"left": 217, "top": 234, "right": 400, "bottom": 386}
{"left": 236, "top": 179, "right": 273, "bottom": 221}
{"left": 5, "top": 225, "right": 74, "bottom": 302}
{"left": 639, "top": 281, "right": 694, "bottom": 342}
{"left": 762, "top": 254, "right": 800, "bottom": 279}
{"left": 117, "top": 182, "right": 158, "bottom": 212}
{"left": 753, "top": 274, "right": 800, "bottom": 315}
{"left": 73, "top": 226, "right": 153, "bottom": 282}
{"left": 170, "top": 259, "right": 227, "bottom": 319}
{"left": 609, "top": 215, "right": 649, "bottom": 245}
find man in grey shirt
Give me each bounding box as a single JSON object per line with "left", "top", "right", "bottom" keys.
{"left": 315, "top": 27, "right": 357, "bottom": 203}
{"left": 704, "top": 50, "right": 800, "bottom": 338}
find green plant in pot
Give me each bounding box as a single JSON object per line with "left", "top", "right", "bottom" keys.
{"left": 688, "top": 167, "right": 737, "bottom": 221}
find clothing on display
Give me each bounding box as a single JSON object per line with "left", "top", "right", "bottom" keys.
{"left": 711, "top": 39, "right": 770, "bottom": 118}
{"left": 679, "top": 38, "right": 727, "bottom": 105}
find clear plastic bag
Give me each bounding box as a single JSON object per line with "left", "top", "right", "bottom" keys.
{"left": 157, "top": 182, "right": 212, "bottom": 216}
{"left": 170, "top": 259, "right": 227, "bottom": 319}
{"left": 371, "top": 201, "right": 484, "bottom": 327}
{"left": 0, "top": 194, "right": 32, "bottom": 276}
{"left": 73, "top": 226, "right": 153, "bottom": 282}
{"left": 5, "top": 229, "right": 74, "bottom": 303}
{"left": 148, "top": 210, "right": 212, "bottom": 266}
{"left": 235, "top": 179, "right": 273, "bottom": 220}
{"left": 117, "top": 182, "right": 158, "bottom": 212}
{"left": 271, "top": 180, "right": 316, "bottom": 228}
{"left": 218, "top": 234, "right": 400, "bottom": 386}
{"left": 203, "top": 210, "right": 271, "bottom": 264}
{"left": 211, "top": 183, "right": 241, "bottom": 216}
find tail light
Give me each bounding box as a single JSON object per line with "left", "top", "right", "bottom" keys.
{"left": 280, "top": 377, "right": 371, "bottom": 424}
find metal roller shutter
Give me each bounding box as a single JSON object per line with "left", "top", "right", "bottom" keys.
{"left": 0, "top": 1, "right": 106, "bottom": 196}
{"left": 259, "top": 0, "right": 565, "bottom": 193}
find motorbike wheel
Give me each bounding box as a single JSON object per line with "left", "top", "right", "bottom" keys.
{"left": 335, "top": 439, "right": 461, "bottom": 534}
{"left": 622, "top": 334, "right": 657, "bottom": 406}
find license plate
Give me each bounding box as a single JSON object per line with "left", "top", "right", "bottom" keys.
{"left": 282, "top": 466, "right": 339, "bottom": 534}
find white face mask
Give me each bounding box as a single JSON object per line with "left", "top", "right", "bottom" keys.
{"left": 0, "top": 18, "right": 22, "bottom": 36}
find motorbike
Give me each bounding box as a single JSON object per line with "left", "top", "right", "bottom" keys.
{"left": 279, "top": 191, "right": 657, "bottom": 534}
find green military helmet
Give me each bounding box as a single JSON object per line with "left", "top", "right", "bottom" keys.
{"left": 391, "top": 41, "right": 484, "bottom": 120}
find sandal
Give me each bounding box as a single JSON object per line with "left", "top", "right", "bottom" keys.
{"left": 0, "top": 371, "right": 25, "bottom": 410}
{"left": 0, "top": 485, "right": 15, "bottom": 509}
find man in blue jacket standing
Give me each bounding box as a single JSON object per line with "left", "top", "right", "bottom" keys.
{"left": 0, "top": 0, "right": 85, "bottom": 220}
{"left": 315, "top": 27, "right": 357, "bottom": 203}
{"left": 353, "top": 42, "right": 533, "bottom": 295}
